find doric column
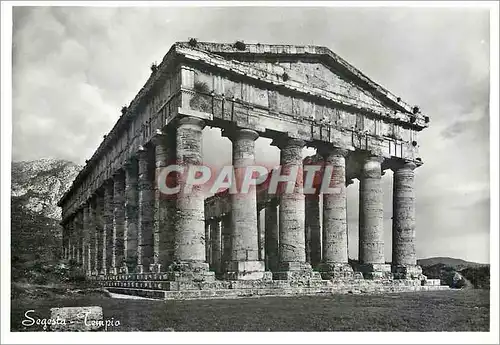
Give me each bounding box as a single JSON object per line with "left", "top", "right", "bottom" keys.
{"left": 223, "top": 128, "right": 268, "bottom": 280}
{"left": 83, "top": 201, "right": 92, "bottom": 275}
{"left": 95, "top": 192, "right": 104, "bottom": 275}
{"left": 90, "top": 195, "right": 99, "bottom": 275}
{"left": 358, "top": 155, "right": 391, "bottom": 278}
{"left": 169, "top": 116, "right": 213, "bottom": 281}
{"left": 102, "top": 180, "right": 114, "bottom": 275}
{"left": 111, "top": 170, "right": 126, "bottom": 274}
{"left": 257, "top": 209, "right": 264, "bottom": 261}
{"left": 137, "top": 146, "right": 154, "bottom": 273}
{"left": 75, "top": 211, "right": 82, "bottom": 264}
{"left": 391, "top": 160, "right": 422, "bottom": 279}
{"left": 303, "top": 155, "right": 321, "bottom": 269}
{"left": 221, "top": 213, "right": 231, "bottom": 274}
{"left": 210, "top": 218, "right": 222, "bottom": 274}
{"left": 151, "top": 130, "right": 176, "bottom": 273}
{"left": 68, "top": 218, "right": 73, "bottom": 260}
{"left": 318, "top": 146, "right": 353, "bottom": 278}
{"left": 264, "top": 199, "right": 279, "bottom": 272}
{"left": 124, "top": 158, "right": 139, "bottom": 272}
{"left": 273, "top": 137, "right": 318, "bottom": 280}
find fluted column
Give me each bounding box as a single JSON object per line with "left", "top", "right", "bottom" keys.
{"left": 151, "top": 131, "right": 176, "bottom": 273}
{"left": 83, "top": 201, "right": 92, "bottom": 275}
{"left": 169, "top": 116, "right": 213, "bottom": 281}
{"left": 95, "top": 192, "right": 104, "bottom": 275}
{"left": 112, "top": 170, "right": 126, "bottom": 274}
{"left": 221, "top": 213, "right": 231, "bottom": 274}
{"left": 75, "top": 211, "right": 82, "bottom": 265}
{"left": 391, "top": 160, "right": 422, "bottom": 279}
{"left": 68, "top": 217, "right": 74, "bottom": 260}
{"left": 273, "top": 137, "right": 318, "bottom": 280}
{"left": 90, "top": 195, "right": 99, "bottom": 275}
{"left": 223, "top": 128, "right": 267, "bottom": 280}
{"left": 210, "top": 218, "right": 222, "bottom": 274}
{"left": 358, "top": 155, "right": 391, "bottom": 278}
{"left": 124, "top": 158, "right": 139, "bottom": 272}
{"left": 318, "top": 146, "right": 353, "bottom": 278}
{"left": 102, "top": 180, "right": 114, "bottom": 275}
{"left": 303, "top": 155, "right": 321, "bottom": 268}
{"left": 264, "top": 199, "right": 279, "bottom": 272}
{"left": 137, "top": 146, "right": 154, "bottom": 273}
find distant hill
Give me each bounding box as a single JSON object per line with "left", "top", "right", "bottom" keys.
{"left": 418, "top": 257, "right": 490, "bottom": 289}
{"left": 418, "top": 257, "right": 488, "bottom": 270}
{"left": 11, "top": 158, "right": 81, "bottom": 283}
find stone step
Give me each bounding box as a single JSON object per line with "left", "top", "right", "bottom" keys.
{"left": 104, "top": 283, "right": 451, "bottom": 301}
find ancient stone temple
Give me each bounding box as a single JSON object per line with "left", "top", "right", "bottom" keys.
{"left": 58, "top": 41, "right": 447, "bottom": 299}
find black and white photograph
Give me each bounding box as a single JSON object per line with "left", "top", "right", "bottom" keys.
{"left": 1, "top": 1, "right": 498, "bottom": 343}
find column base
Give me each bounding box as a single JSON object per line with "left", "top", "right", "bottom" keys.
{"left": 135, "top": 264, "right": 145, "bottom": 274}
{"left": 392, "top": 264, "right": 423, "bottom": 280}
{"left": 166, "top": 261, "right": 215, "bottom": 282}
{"left": 91, "top": 270, "right": 99, "bottom": 276}
{"left": 109, "top": 267, "right": 118, "bottom": 275}
{"left": 358, "top": 263, "right": 392, "bottom": 280}
{"left": 99, "top": 268, "right": 107, "bottom": 276}
{"left": 319, "top": 262, "right": 354, "bottom": 279}
{"left": 272, "top": 262, "right": 322, "bottom": 281}
{"left": 224, "top": 261, "right": 271, "bottom": 281}
{"left": 119, "top": 265, "right": 129, "bottom": 274}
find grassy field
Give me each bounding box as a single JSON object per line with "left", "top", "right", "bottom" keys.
{"left": 11, "top": 287, "right": 489, "bottom": 332}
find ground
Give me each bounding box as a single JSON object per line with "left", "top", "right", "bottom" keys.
{"left": 11, "top": 284, "right": 489, "bottom": 332}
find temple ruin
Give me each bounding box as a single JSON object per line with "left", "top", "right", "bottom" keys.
{"left": 57, "top": 41, "right": 447, "bottom": 299}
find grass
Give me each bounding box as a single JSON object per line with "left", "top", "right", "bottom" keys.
{"left": 11, "top": 287, "right": 489, "bottom": 332}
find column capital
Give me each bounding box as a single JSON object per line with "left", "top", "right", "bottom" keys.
{"left": 270, "top": 136, "right": 305, "bottom": 150}
{"left": 222, "top": 128, "right": 259, "bottom": 142}
{"left": 177, "top": 116, "right": 205, "bottom": 130}
{"left": 362, "top": 154, "right": 385, "bottom": 164}
{"left": 390, "top": 159, "right": 418, "bottom": 172}
{"left": 316, "top": 144, "right": 349, "bottom": 158}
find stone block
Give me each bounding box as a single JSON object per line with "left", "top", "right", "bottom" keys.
{"left": 319, "top": 263, "right": 354, "bottom": 279}
{"left": 224, "top": 261, "right": 272, "bottom": 281}
{"left": 392, "top": 264, "right": 423, "bottom": 280}
{"left": 49, "top": 306, "right": 103, "bottom": 332}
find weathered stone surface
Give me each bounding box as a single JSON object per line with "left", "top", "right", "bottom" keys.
{"left": 319, "top": 146, "right": 353, "bottom": 279}
{"left": 112, "top": 170, "right": 126, "bottom": 274}
{"left": 358, "top": 155, "right": 390, "bottom": 274}
{"left": 168, "top": 116, "right": 212, "bottom": 281}
{"left": 264, "top": 200, "right": 279, "bottom": 272}
{"left": 209, "top": 218, "right": 221, "bottom": 274}
{"left": 223, "top": 128, "right": 266, "bottom": 279}
{"left": 94, "top": 192, "right": 104, "bottom": 275}
{"left": 392, "top": 160, "right": 418, "bottom": 274}
{"left": 82, "top": 204, "right": 90, "bottom": 274}
{"left": 102, "top": 180, "right": 114, "bottom": 275}
{"left": 137, "top": 146, "right": 154, "bottom": 273}
{"left": 274, "top": 138, "right": 311, "bottom": 277}
{"left": 221, "top": 214, "right": 231, "bottom": 274}
{"left": 151, "top": 130, "right": 176, "bottom": 273}
{"left": 49, "top": 306, "right": 103, "bottom": 332}
{"left": 90, "top": 195, "right": 99, "bottom": 275}
{"left": 124, "top": 158, "right": 138, "bottom": 272}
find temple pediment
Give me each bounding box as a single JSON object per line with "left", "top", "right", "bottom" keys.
{"left": 173, "top": 41, "right": 428, "bottom": 130}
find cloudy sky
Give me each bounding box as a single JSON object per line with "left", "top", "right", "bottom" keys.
{"left": 12, "top": 6, "right": 490, "bottom": 263}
